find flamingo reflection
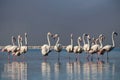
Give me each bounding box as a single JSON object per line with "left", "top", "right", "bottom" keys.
{"left": 66, "top": 62, "right": 74, "bottom": 80}
{"left": 2, "top": 61, "right": 27, "bottom": 80}
{"left": 41, "top": 61, "right": 51, "bottom": 80}
{"left": 54, "top": 61, "right": 61, "bottom": 80}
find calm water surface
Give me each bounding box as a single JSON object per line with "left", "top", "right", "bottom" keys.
{"left": 0, "top": 48, "right": 120, "bottom": 80}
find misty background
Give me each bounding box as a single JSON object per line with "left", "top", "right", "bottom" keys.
{"left": 0, "top": 0, "right": 120, "bottom": 47}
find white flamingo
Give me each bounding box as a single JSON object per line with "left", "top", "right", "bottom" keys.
{"left": 91, "top": 37, "right": 96, "bottom": 46}
{"left": 53, "top": 34, "right": 62, "bottom": 61}
{"left": 13, "top": 35, "right": 22, "bottom": 56}
{"left": 96, "top": 35, "right": 105, "bottom": 60}
{"left": 89, "top": 34, "right": 104, "bottom": 53}
{"left": 2, "top": 36, "right": 16, "bottom": 59}
{"left": 11, "top": 36, "right": 21, "bottom": 54}
{"left": 66, "top": 34, "right": 74, "bottom": 60}
{"left": 99, "top": 32, "right": 118, "bottom": 59}
{"left": 2, "top": 36, "right": 15, "bottom": 52}
{"left": 89, "top": 34, "right": 104, "bottom": 60}
{"left": 41, "top": 32, "right": 53, "bottom": 60}
{"left": 82, "top": 34, "right": 91, "bottom": 58}
{"left": 73, "top": 36, "right": 83, "bottom": 61}
{"left": 19, "top": 33, "right": 28, "bottom": 55}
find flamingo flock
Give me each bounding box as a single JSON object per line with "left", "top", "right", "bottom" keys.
{"left": 1, "top": 33, "right": 28, "bottom": 60}
{"left": 41, "top": 31, "right": 118, "bottom": 61}
{"left": 1, "top": 31, "right": 118, "bottom": 61}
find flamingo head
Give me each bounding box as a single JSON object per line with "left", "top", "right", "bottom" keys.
{"left": 99, "top": 34, "right": 105, "bottom": 41}
{"left": 87, "top": 34, "right": 91, "bottom": 40}
{"left": 113, "top": 32, "right": 118, "bottom": 36}
{"left": 53, "top": 34, "right": 59, "bottom": 40}
{"left": 95, "top": 38, "right": 99, "bottom": 44}
{"left": 48, "top": 32, "right": 53, "bottom": 37}
{"left": 25, "top": 32, "right": 27, "bottom": 37}
{"left": 84, "top": 33, "right": 88, "bottom": 36}
{"left": 70, "top": 33, "right": 73, "bottom": 38}
{"left": 12, "top": 36, "right": 16, "bottom": 42}
{"left": 78, "top": 36, "right": 82, "bottom": 41}
{"left": 18, "top": 35, "right": 22, "bottom": 42}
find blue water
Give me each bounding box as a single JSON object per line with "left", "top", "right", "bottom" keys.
{"left": 0, "top": 48, "right": 120, "bottom": 80}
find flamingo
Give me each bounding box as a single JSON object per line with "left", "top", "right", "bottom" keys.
{"left": 98, "top": 32, "right": 118, "bottom": 59}
{"left": 1, "top": 36, "right": 16, "bottom": 52}
{"left": 66, "top": 34, "right": 74, "bottom": 60}
{"left": 41, "top": 32, "right": 53, "bottom": 60}
{"left": 12, "top": 33, "right": 28, "bottom": 58}
{"left": 73, "top": 36, "right": 83, "bottom": 61}
{"left": 19, "top": 33, "right": 28, "bottom": 55}
{"left": 88, "top": 34, "right": 104, "bottom": 60}
{"left": 11, "top": 36, "right": 21, "bottom": 55}
{"left": 53, "top": 34, "right": 62, "bottom": 61}
{"left": 2, "top": 36, "right": 16, "bottom": 60}
{"left": 91, "top": 37, "right": 96, "bottom": 46}
{"left": 82, "top": 34, "right": 91, "bottom": 59}
{"left": 12, "top": 35, "right": 22, "bottom": 56}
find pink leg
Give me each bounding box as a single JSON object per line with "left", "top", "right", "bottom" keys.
{"left": 43, "top": 56, "right": 47, "bottom": 61}
{"left": 8, "top": 52, "right": 10, "bottom": 61}
{"left": 13, "top": 55, "right": 16, "bottom": 61}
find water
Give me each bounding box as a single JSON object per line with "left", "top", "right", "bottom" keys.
{"left": 0, "top": 48, "right": 120, "bottom": 80}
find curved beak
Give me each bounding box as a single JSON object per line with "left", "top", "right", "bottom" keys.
{"left": 114, "top": 32, "right": 118, "bottom": 36}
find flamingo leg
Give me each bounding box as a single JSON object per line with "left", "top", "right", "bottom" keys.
{"left": 58, "top": 52, "right": 60, "bottom": 62}
{"left": 8, "top": 52, "right": 10, "bottom": 60}
{"left": 97, "top": 54, "right": 100, "bottom": 61}
{"left": 13, "top": 55, "right": 16, "bottom": 61}
{"left": 86, "top": 53, "right": 90, "bottom": 60}
{"left": 75, "top": 54, "right": 77, "bottom": 61}
{"left": 106, "top": 52, "right": 109, "bottom": 60}
{"left": 77, "top": 54, "right": 80, "bottom": 61}
{"left": 91, "top": 54, "right": 93, "bottom": 61}
{"left": 22, "top": 54, "right": 25, "bottom": 61}
{"left": 101, "top": 55, "right": 103, "bottom": 61}
{"left": 43, "top": 56, "right": 47, "bottom": 61}
{"left": 68, "top": 53, "right": 70, "bottom": 62}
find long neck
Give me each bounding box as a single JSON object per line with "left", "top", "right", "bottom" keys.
{"left": 71, "top": 37, "right": 73, "bottom": 46}
{"left": 25, "top": 35, "right": 28, "bottom": 46}
{"left": 55, "top": 37, "right": 59, "bottom": 46}
{"left": 18, "top": 37, "right": 20, "bottom": 47}
{"left": 82, "top": 34, "right": 86, "bottom": 45}
{"left": 112, "top": 33, "right": 115, "bottom": 47}
{"left": 99, "top": 38, "right": 103, "bottom": 48}
{"left": 47, "top": 34, "right": 51, "bottom": 46}
{"left": 20, "top": 40, "right": 23, "bottom": 46}
{"left": 12, "top": 38, "right": 15, "bottom": 46}
{"left": 87, "top": 37, "right": 90, "bottom": 46}
{"left": 77, "top": 38, "right": 80, "bottom": 47}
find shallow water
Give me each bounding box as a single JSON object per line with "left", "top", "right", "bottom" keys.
{"left": 0, "top": 48, "right": 120, "bottom": 80}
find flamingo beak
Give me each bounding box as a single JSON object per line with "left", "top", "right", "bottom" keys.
{"left": 115, "top": 32, "right": 118, "bottom": 36}
{"left": 52, "top": 35, "right": 56, "bottom": 40}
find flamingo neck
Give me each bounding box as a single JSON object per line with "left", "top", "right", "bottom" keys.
{"left": 112, "top": 32, "right": 115, "bottom": 47}
{"left": 47, "top": 34, "right": 51, "bottom": 46}
{"left": 55, "top": 37, "right": 59, "bottom": 46}
{"left": 18, "top": 37, "right": 20, "bottom": 47}
{"left": 71, "top": 37, "right": 73, "bottom": 46}
{"left": 20, "top": 40, "right": 23, "bottom": 46}
{"left": 77, "top": 38, "right": 80, "bottom": 47}
{"left": 82, "top": 34, "right": 86, "bottom": 45}
{"left": 12, "top": 37, "right": 15, "bottom": 46}
{"left": 25, "top": 35, "right": 28, "bottom": 46}
{"left": 87, "top": 37, "right": 90, "bottom": 47}
{"left": 99, "top": 38, "right": 103, "bottom": 48}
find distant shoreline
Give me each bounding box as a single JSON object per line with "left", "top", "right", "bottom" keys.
{"left": 0, "top": 46, "right": 40, "bottom": 49}
{"left": 0, "top": 46, "right": 66, "bottom": 49}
